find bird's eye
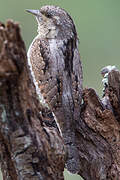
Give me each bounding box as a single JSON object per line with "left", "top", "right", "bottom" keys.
{"left": 46, "top": 13, "right": 51, "bottom": 18}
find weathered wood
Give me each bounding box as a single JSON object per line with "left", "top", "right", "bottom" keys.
{"left": 0, "top": 21, "right": 65, "bottom": 180}
{"left": 0, "top": 20, "right": 120, "bottom": 180}
{"left": 77, "top": 71, "right": 120, "bottom": 179}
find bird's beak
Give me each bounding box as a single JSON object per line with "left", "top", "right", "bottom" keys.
{"left": 26, "top": 9, "right": 40, "bottom": 16}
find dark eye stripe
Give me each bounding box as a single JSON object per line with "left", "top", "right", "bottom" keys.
{"left": 46, "top": 14, "right": 51, "bottom": 18}
{"left": 41, "top": 11, "right": 52, "bottom": 18}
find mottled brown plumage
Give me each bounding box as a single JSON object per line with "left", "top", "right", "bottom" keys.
{"left": 27, "top": 5, "right": 83, "bottom": 173}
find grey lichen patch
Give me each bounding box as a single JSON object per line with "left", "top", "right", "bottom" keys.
{"left": 32, "top": 157, "right": 39, "bottom": 163}
{"left": 101, "top": 65, "right": 118, "bottom": 90}
{"left": 10, "top": 129, "right": 34, "bottom": 158}
{"left": 10, "top": 129, "right": 38, "bottom": 178}
{"left": 0, "top": 104, "right": 7, "bottom": 123}
{"left": 15, "top": 111, "right": 20, "bottom": 117}
{"left": 35, "top": 172, "right": 44, "bottom": 180}
{"left": 101, "top": 65, "right": 117, "bottom": 77}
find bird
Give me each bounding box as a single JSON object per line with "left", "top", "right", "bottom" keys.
{"left": 26, "top": 5, "right": 83, "bottom": 173}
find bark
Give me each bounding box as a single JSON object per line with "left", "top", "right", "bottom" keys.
{"left": 0, "top": 21, "right": 65, "bottom": 180}
{"left": 0, "top": 20, "right": 120, "bottom": 180}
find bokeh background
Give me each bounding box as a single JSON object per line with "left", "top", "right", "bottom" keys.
{"left": 0, "top": 0, "right": 120, "bottom": 179}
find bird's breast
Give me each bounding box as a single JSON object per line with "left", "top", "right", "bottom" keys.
{"left": 27, "top": 37, "right": 66, "bottom": 111}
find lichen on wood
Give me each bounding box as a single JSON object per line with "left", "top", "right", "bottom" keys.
{"left": 0, "top": 20, "right": 120, "bottom": 180}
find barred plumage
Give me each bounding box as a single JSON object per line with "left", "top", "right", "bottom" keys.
{"left": 27, "top": 5, "right": 83, "bottom": 173}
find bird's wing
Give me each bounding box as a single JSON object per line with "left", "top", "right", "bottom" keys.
{"left": 28, "top": 37, "right": 82, "bottom": 125}
{"left": 28, "top": 36, "right": 82, "bottom": 173}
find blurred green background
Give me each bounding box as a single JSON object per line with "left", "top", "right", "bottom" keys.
{"left": 0, "top": 0, "right": 120, "bottom": 179}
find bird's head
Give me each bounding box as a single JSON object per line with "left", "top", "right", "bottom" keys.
{"left": 26, "top": 5, "right": 77, "bottom": 40}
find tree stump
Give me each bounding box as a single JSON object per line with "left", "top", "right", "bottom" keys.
{"left": 0, "top": 20, "right": 119, "bottom": 180}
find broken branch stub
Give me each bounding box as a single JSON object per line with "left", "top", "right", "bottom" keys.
{"left": 79, "top": 69, "right": 120, "bottom": 179}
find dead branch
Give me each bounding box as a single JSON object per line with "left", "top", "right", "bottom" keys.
{"left": 0, "top": 20, "right": 120, "bottom": 180}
